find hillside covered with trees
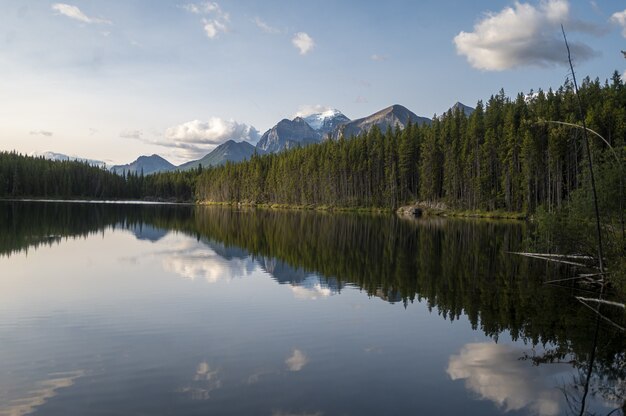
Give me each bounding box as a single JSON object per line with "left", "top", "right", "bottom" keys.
{"left": 0, "top": 151, "right": 196, "bottom": 201}
{"left": 196, "top": 73, "right": 624, "bottom": 216}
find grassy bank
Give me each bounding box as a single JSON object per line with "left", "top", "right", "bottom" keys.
{"left": 198, "top": 200, "right": 531, "bottom": 218}
{"left": 198, "top": 200, "right": 393, "bottom": 213}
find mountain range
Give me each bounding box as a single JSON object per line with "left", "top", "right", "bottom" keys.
{"left": 108, "top": 102, "right": 473, "bottom": 175}
{"left": 329, "top": 104, "right": 430, "bottom": 141}
{"left": 110, "top": 154, "right": 174, "bottom": 175}
{"left": 175, "top": 140, "right": 261, "bottom": 172}
{"left": 256, "top": 117, "right": 321, "bottom": 153}
{"left": 34, "top": 151, "right": 107, "bottom": 168}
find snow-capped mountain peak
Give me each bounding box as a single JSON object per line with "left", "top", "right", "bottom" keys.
{"left": 299, "top": 109, "right": 350, "bottom": 135}
{"left": 302, "top": 108, "right": 343, "bottom": 130}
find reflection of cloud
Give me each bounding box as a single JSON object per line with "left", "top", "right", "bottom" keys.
{"left": 1, "top": 370, "right": 84, "bottom": 415}
{"left": 162, "top": 240, "right": 255, "bottom": 283}
{"left": 194, "top": 361, "right": 220, "bottom": 382}
{"left": 285, "top": 349, "right": 308, "bottom": 372}
{"left": 178, "top": 361, "right": 222, "bottom": 400}
{"left": 246, "top": 369, "right": 278, "bottom": 385}
{"left": 291, "top": 284, "right": 331, "bottom": 300}
{"left": 447, "top": 343, "right": 565, "bottom": 415}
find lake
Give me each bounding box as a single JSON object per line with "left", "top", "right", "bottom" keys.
{"left": 0, "top": 201, "right": 623, "bottom": 415}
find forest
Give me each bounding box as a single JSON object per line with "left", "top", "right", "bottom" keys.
{"left": 0, "top": 151, "right": 196, "bottom": 202}
{"left": 196, "top": 73, "right": 624, "bottom": 216}
{"left": 1, "top": 72, "right": 624, "bottom": 220}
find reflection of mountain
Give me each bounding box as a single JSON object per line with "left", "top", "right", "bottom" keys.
{"left": 373, "top": 288, "right": 402, "bottom": 304}
{"left": 161, "top": 239, "right": 257, "bottom": 283}
{"left": 2, "top": 200, "right": 625, "bottom": 390}
{"left": 129, "top": 224, "right": 169, "bottom": 242}
{"left": 259, "top": 257, "right": 342, "bottom": 295}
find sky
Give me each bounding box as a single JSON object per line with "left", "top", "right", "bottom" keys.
{"left": 1, "top": 0, "right": 625, "bottom": 165}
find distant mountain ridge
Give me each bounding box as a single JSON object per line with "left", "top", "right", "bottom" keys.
{"left": 176, "top": 140, "right": 260, "bottom": 171}
{"left": 109, "top": 102, "right": 466, "bottom": 175}
{"left": 451, "top": 102, "right": 475, "bottom": 117}
{"left": 110, "top": 154, "right": 175, "bottom": 175}
{"left": 256, "top": 117, "right": 322, "bottom": 153}
{"left": 302, "top": 108, "right": 351, "bottom": 137}
{"left": 329, "top": 104, "right": 431, "bottom": 141}
{"left": 34, "top": 151, "right": 106, "bottom": 168}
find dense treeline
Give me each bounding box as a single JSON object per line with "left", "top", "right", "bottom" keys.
{"left": 0, "top": 151, "right": 196, "bottom": 201}
{"left": 197, "top": 72, "right": 625, "bottom": 214}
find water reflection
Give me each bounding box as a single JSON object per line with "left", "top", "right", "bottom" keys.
{"left": 177, "top": 362, "right": 222, "bottom": 401}
{"left": 1, "top": 370, "right": 84, "bottom": 416}
{"left": 160, "top": 239, "right": 257, "bottom": 283}
{"left": 0, "top": 201, "right": 624, "bottom": 415}
{"left": 447, "top": 343, "right": 565, "bottom": 415}
{"left": 285, "top": 349, "right": 309, "bottom": 372}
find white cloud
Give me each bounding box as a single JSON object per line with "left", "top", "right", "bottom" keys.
{"left": 292, "top": 32, "right": 315, "bottom": 55}
{"left": 447, "top": 343, "right": 569, "bottom": 415}
{"left": 29, "top": 130, "right": 53, "bottom": 137}
{"left": 182, "top": 2, "right": 229, "bottom": 39}
{"left": 124, "top": 117, "right": 258, "bottom": 159}
{"left": 354, "top": 96, "right": 368, "bottom": 103}
{"left": 181, "top": 2, "right": 220, "bottom": 14}
{"left": 254, "top": 17, "right": 280, "bottom": 34}
{"left": 165, "top": 118, "right": 259, "bottom": 146}
{"left": 285, "top": 349, "right": 308, "bottom": 372}
{"left": 51, "top": 3, "right": 111, "bottom": 25}
{"left": 294, "top": 104, "right": 334, "bottom": 118}
{"left": 202, "top": 18, "right": 227, "bottom": 38}
{"left": 611, "top": 9, "right": 626, "bottom": 37}
{"left": 370, "top": 54, "right": 387, "bottom": 62}
{"left": 119, "top": 130, "right": 142, "bottom": 139}
{"left": 454, "top": 0, "right": 598, "bottom": 71}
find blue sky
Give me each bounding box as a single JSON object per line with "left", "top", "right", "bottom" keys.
{"left": 1, "top": 0, "right": 625, "bottom": 165}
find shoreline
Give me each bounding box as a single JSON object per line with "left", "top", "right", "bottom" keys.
{"left": 0, "top": 197, "right": 527, "bottom": 219}
{"left": 0, "top": 197, "right": 193, "bottom": 205}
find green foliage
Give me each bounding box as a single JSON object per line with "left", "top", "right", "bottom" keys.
{"left": 196, "top": 73, "right": 625, "bottom": 214}
{"left": 0, "top": 152, "right": 197, "bottom": 202}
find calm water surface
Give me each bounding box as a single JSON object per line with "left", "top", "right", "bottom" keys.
{"left": 0, "top": 201, "right": 623, "bottom": 415}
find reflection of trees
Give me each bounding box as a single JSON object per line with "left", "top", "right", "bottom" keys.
{"left": 0, "top": 201, "right": 193, "bottom": 257}
{"left": 526, "top": 310, "right": 625, "bottom": 415}
{"left": 2, "top": 201, "right": 624, "bottom": 400}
